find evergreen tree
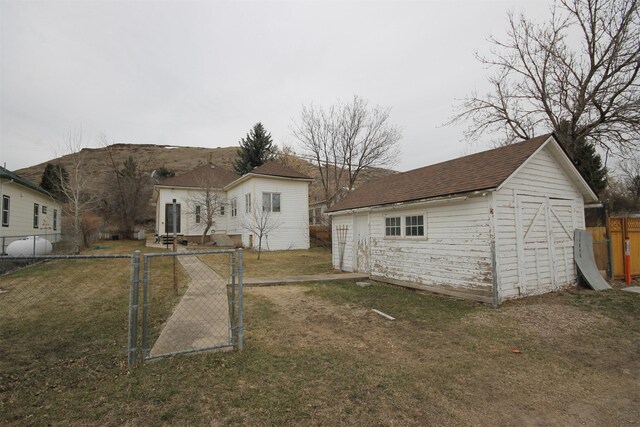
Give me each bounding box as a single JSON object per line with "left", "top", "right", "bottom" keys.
{"left": 555, "top": 121, "right": 607, "bottom": 195}
{"left": 40, "top": 163, "right": 69, "bottom": 200}
{"left": 234, "top": 122, "right": 277, "bottom": 175}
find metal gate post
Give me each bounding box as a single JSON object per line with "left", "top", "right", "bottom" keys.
{"left": 141, "top": 254, "right": 150, "bottom": 359}
{"left": 230, "top": 251, "right": 236, "bottom": 346}
{"left": 237, "top": 249, "right": 244, "bottom": 351}
{"left": 127, "top": 250, "right": 141, "bottom": 368}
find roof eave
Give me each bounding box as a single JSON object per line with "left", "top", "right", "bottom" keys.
{"left": 224, "top": 173, "right": 313, "bottom": 191}
{"left": 327, "top": 188, "right": 496, "bottom": 215}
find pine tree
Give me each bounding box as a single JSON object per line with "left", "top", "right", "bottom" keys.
{"left": 555, "top": 121, "right": 607, "bottom": 195}
{"left": 234, "top": 123, "right": 277, "bottom": 175}
{"left": 40, "top": 163, "right": 69, "bottom": 200}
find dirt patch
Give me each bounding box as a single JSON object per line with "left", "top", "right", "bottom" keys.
{"left": 247, "top": 285, "right": 395, "bottom": 353}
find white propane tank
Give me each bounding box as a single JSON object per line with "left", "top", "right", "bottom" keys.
{"left": 6, "top": 236, "right": 53, "bottom": 256}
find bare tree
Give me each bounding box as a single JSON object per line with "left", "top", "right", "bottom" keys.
{"left": 449, "top": 0, "right": 640, "bottom": 156}
{"left": 186, "top": 166, "right": 227, "bottom": 245}
{"left": 618, "top": 153, "right": 640, "bottom": 198}
{"left": 292, "top": 95, "right": 401, "bottom": 206}
{"left": 242, "top": 196, "right": 281, "bottom": 259}
{"left": 55, "top": 129, "right": 99, "bottom": 253}
{"left": 102, "top": 136, "right": 153, "bottom": 237}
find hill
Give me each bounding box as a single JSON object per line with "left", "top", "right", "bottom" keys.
{"left": 16, "top": 143, "right": 397, "bottom": 205}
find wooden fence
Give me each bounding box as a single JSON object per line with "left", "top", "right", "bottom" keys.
{"left": 609, "top": 217, "right": 640, "bottom": 279}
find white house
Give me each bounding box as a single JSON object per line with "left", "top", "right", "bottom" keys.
{"left": 328, "top": 134, "right": 599, "bottom": 305}
{"left": 154, "top": 162, "right": 312, "bottom": 250}
{"left": 0, "top": 166, "right": 62, "bottom": 253}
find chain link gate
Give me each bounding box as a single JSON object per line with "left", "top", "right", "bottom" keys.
{"left": 134, "top": 249, "right": 244, "bottom": 363}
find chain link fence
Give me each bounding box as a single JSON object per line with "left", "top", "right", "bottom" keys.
{"left": 0, "top": 253, "right": 134, "bottom": 406}
{"left": 141, "top": 250, "right": 243, "bottom": 361}
{"left": 0, "top": 248, "right": 243, "bottom": 376}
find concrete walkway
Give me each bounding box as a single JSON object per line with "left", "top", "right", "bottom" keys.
{"left": 244, "top": 272, "right": 368, "bottom": 286}
{"left": 149, "top": 253, "right": 232, "bottom": 358}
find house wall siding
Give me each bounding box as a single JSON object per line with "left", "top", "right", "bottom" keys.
{"left": 0, "top": 180, "right": 62, "bottom": 245}
{"left": 226, "top": 177, "right": 310, "bottom": 250}
{"left": 494, "top": 145, "right": 586, "bottom": 301}
{"left": 156, "top": 187, "right": 227, "bottom": 238}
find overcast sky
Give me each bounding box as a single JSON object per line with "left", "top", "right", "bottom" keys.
{"left": 1, "top": 0, "right": 551, "bottom": 173}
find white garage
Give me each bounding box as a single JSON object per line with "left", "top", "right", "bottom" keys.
{"left": 328, "top": 134, "right": 599, "bottom": 304}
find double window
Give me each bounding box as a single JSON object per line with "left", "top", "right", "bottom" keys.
{"left": 2, "top": 195, "right": 9, "bottom": 227}
{"left": 262, "top": 192, "right": 281, "bottom": 213}
{"left": 385, "top": 214, "right": 425, "bottom": 238}
{"left": 33, "top": 203, "right": 39, "bottom": 228}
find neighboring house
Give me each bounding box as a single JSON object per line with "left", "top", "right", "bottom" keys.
{"left": 328, "top": 134, "right": 598, "bottom": 305}
{"left": 0, "top": 166, "right": 62, "bottom": 253}
{"left": 154, "top": 162, "right": 313, "bottom": 250}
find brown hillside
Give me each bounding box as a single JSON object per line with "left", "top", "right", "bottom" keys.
{"left": 16, "top": 143, "right": 397, "bottom": 204}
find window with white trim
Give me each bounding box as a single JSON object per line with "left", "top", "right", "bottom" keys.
{"left": 195, "top": 205, "right": 201, "bottom": 223}
{"left": 231, "top": 198, "right": 237, "bottom": 217}
{"left": 2, "top": 195, "right": 9, "bottom": 227}
{"left": 385, "top": 217, "right": 401, "bottom": 236}
{"left": 245, "top": 193, "right": 252, "bottom": 213}
{"left": 220, "top": 205, "right": 225, "bottom": 216}
{"left": 405, "top": 215, "right": 424, "bottom": 236}
{"left": 42, "top": 206, "right": 47, "bottom": 214}
{"left": 262, "top": 192, "right": 280, "bottom": 213}
{"left": 53, "top": 209, "right": 58, "bottom": 231}
{"left": 33, "top": 203, "right": 39, "bottom": 228}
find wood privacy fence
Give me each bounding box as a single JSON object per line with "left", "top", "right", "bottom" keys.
{"left": 588, "top": 217, "right": 640, "bottom": 279}
{"left": 609, "top": 217, "right": 640, "bottom": 279}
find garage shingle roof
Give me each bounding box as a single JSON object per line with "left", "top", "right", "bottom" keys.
{"left": 328, "top": 134, "right": 551, "bottom": 212}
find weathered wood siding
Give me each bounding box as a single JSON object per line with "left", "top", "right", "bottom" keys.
{"left": 493, "top": 145, "right": 585, "bottom": 301}
{"left": 331, "top": 214, "right": 354, "bottom": 272}
{"left": 369, "top": 198, "right": 493, "bottom": 292}
{"left": 332, "top": 197, "right": 494, "bottom": 298}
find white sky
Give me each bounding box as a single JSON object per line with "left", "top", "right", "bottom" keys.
{"left": 0, "top": 0, "right": 551, "bottom": 173}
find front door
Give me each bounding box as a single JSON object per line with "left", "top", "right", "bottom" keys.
{"left": 165, "top": 203, "right": 181, "bottom": 234}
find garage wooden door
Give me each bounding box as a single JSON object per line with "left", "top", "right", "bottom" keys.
{"left": 515, "top": 195, "right": 576, "bottom": 295}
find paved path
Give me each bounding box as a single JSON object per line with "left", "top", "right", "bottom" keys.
{"left": 244, "top": 272, "right": 368, "bottom": 286}
{"left": 149, "top": 254, "right": 232, "bottom": 358}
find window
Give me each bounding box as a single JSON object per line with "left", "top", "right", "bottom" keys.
{"left": 405, "top": 215, "right": 424, "bottom": 236}
{"left": 53, "top": 209, "right": 58, "bottom": 231}
{"left": 262, "top": 192, "right": 281, "bottom": 213}
{"left": 385, "top": 217, "right": 401, "bottom": 236}
{"left": 220, "top": 205, "right": 225, "bottom": 216}
{"left": 195, "top": 205, "right": 201, "bottom": 223}
{"left": 2, "top": 195, "right": 9, "bottom": 227}
{"left": 33, "top": 203, "right": 39, "bottom": 228}
{"left": 245, "top": 193, "right": 252, "bottom": 213}
{"left": 231, "top": 198, "right": 237, "bottom": 217}
{"left": 42, "top": 206, "right": 47, "bottom": 214}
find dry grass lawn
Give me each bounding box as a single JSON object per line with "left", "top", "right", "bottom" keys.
{"left": 1, "top": 241, "right": 639, "bottom": 425}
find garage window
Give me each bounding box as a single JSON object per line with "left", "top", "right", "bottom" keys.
{"left": 385, "top": 217, "right": 401, "bottom": 236}
{"left": 405, "top": 215, "right": 424, "bottom": 236}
